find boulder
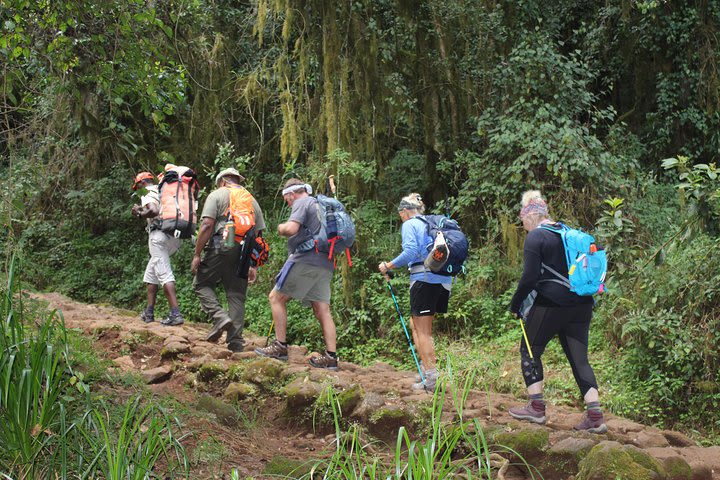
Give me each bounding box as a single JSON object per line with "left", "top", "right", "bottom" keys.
{"left": 141, "top": 365, "right": 172, "bottom": 384}
{"left": 350, "top": 392, "right": 386, "bottom": 422}
{"left": 196, "top": 362, "right": 229, "bottom": 383}
{"left": 238, "top": 357, "right": 288, "bottom": 386}
{"left": 368, "top": 405, "right": 414, "bottom": 442}
{"left": 283, "top": 377, "right": 324, "bottom": 410}
{"left": 163, "top": 335, "right": 188, "bottom": 345}
{"left": 112, "top": 355, "right": 135, "bottom": 372}
{"left": 662, "top": 431, "right": 696, "bottom": 447}
{"left": 630, "top": 430, "right": 670, "bottom": 449}
{"left": 577, "top": 441, "right": 666, "bottom": 480}
{"left": 224, "top": 382, "right": 257, "bottom": 402}
{"left": 161, "top": 341, "right": 191, "bottom": 358}
{"left": 493, "top": 427, "right": 549, "bottom": 465}
{"left": 197, "top": 394, "right": 237, "bottom": 426}
{"left": 543, "top": 435, "right": 600, "bottom": 476}
{"left": 662, "top": 456, "right": 693, "bottom": 480}
{"left": 336, "top": 384, "right": 364, "bottom": 416}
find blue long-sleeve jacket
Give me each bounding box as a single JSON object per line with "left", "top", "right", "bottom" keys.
{"left": 390, "top": 217, "right": 451, "bottom": 285}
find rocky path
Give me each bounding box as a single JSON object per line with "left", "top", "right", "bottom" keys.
{"left": 34, "top": 292, "right": 720, "bottom": 480}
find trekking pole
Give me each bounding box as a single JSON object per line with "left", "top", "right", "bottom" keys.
{"left": 385, "top": 272, "right": 425, "bottom": 383}
{"left": 518, "top": 315, "right": 539, "bottom": 376}
{"left": 265, "top": 319, "right": 275, "bottom": 347}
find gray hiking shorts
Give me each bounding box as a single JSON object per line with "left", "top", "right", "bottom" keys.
{"left": 143, "top": 230, "right": 181, "bottom": 286}
{"left": 275, "top": 261, "right": 332, "bottom": 305}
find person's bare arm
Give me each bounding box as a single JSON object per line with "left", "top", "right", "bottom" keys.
{"left": 277, "top": 220, "right": 300, "bottom": 237}
{"left": 191, "top": 217, "right": 216, "bottom": 274}
{"left": 132, "top": 202, "right": 159, "bottom": 218}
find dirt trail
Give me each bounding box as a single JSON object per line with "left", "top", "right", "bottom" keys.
{"left": 33, "top": 292, "right": 720, "bottom": 479}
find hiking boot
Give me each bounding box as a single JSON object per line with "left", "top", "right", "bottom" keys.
{"left": 140, "top": 309, "right": 154, "bottom": 323}
{"left": 309, "top": 353, "right": 339, "bottom": 370}
{"left": 254, "top": 340, "right": 288, "bottom": 361}
{"left": 508, "top": 400, "right": 547, "bottom": 425}
{"left": 227, "top": 339, "right": 245, "bottom": 353}
{"left": 411, "top": 370, "right": 437, "bottom": 392}
{"left": 206, "top": 317, "right": 232, "bottom": 342}
{"left": 574, "top": 411, "right": 608, "bottom": 434}
{"left": 160, "top": 312, "right": 184, "bottom": 326}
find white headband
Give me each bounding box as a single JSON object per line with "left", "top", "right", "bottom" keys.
{"left": 282, "top": 183, "right": 313, "bottom": 196}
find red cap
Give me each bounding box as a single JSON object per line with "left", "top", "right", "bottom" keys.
{"left": 132, "top": 171, "right": 154, "bottom": 190}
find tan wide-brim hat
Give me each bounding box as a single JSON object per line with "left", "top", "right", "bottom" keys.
{"left": 215, "top": 167, "right": 246, "bottom": 186}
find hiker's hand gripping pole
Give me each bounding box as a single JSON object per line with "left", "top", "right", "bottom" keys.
{"left": 385, "top": 271, "right": 425, "bottom": 383}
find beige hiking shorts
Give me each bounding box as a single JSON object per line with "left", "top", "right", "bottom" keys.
{"left": 143, "top": 230, "right": 181, "bottom": 286}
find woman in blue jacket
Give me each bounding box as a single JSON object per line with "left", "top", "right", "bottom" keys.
{"left": 378, "top": 193, "right": 451, "bottom": 391}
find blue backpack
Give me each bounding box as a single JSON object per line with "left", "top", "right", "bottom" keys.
{"left": 297, "top": 195, "right": 356, "bottom": 265}
{"left": 417, "top": 215, "right": 469, "bottom": 276}
{"left": 539, "top": 223, "right": 607, "bottom": 296}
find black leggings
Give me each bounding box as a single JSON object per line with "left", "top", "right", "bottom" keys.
{"left": 520, "top": 303, "right": 598, "bottom": 396}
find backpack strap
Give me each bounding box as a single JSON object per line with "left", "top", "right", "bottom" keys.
{"left": 539, "top": 262, "right": 572, "bottom": 289}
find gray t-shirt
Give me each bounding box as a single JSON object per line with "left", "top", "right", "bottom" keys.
{"left": 200, "top": 187, "right": 266, "bottom": 249}
{"left": 287, "top": 196, "right": 334, "bottom": 271}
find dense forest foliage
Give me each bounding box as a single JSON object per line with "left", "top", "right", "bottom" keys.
{"left": 2, "top": 0, "right": 719, "bottom": 439}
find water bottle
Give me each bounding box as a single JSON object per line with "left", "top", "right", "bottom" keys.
{"left": 326, "top": 206, "right": 338, "bottom": 239}
{"left": 224, "top": 218, "right": 236, "bottom": 247}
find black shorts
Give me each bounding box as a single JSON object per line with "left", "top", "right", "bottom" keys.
{"left": 410, "top": 281, "right": 450, "bottom": 316}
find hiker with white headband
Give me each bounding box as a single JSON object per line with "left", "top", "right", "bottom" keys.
{"left": 255, "top": 178, "right": 339, "bottom": 370}
{"left": 508, "top": 190, "right": 606, "bottom": 433}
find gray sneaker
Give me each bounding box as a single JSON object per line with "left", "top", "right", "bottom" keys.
{"left": 160, "top": 312, "right": 184, "bottom": 326}
{"left": 411, "top": 370, "right": 437, "bottom": 392}
{"left": 206, "top": 317, "right": 232, "bottom": 342}
{"left": 574, "top": 411, "right": 608, "bottom": 434}
{"left": 254, "top": 340, "right": 288, "bottom": 361}
{"left": 508, "top": 400, "right": 547, "bottom": 425}
{"left": 140, "top": 309, "right": 154, "bottom": 323}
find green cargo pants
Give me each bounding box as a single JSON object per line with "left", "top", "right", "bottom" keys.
{"left": 193, "top": 243, "right": 247, "bottom": 348}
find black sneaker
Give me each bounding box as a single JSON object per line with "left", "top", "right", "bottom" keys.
{"left": 160, "top": 312, "right": 184, "bottom": 326}
{"left": 309, "top": 353, "right": 338, "bottom": 371}
{"left": 254, "top": 340, "right": 288, "bottom": 361}
{"left": 205, "top": 317, "right": 232, "bottom": 342}
{"left": 140, "top": 309, "right": 154, "bottom": 323}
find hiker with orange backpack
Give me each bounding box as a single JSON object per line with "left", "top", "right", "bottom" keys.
{"left": 255, "top": 178, "right": 350, "bottom": 370}
{"left": 131, "top": 171, "right": 184, "bottom": 326}
{"left": 378, "top": 193, "right": 454, "bottom": 392}
{"left": 508, "top": 190, "right": 607, "bottom": 434}
{"left": 191, "top": 168, "right": 267, "bottom": 353}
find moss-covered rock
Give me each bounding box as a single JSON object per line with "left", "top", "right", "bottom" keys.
{"left": 662, "top": 456, "right": 692, "bottom": 480}
{"left": 283, "top": 377, "right": 324, "bottom": 410}
{"left": 238, "top": 357, "right": 287, "bottom": 386}
{"left": 623, "top": 445, "right": 666, "bottom": 478}
{"left": 224, "top": 382, "right": 257, "bottom": 402}
{"left": 577, "top": 441, "right": 664, "bottom": 480}
{"left": 197, "top": 394, "right": 236, "bottom": 426}
{"left": 350, "top": 392, "right": 385, "bottom": 422}
{"left": 493, "top": 428, "right": 549, "bottom": 464}
{"left": 196, "top": 362, "right": 228, "bottom": 383}
{"left": 368, "top": 405, "right": 414, "bottom": 442}
{"left": 262, "top": 455, "right": 314, "bottom": 477}
{"left": 337, "top": 384, "right": 363, "bottom": 416}
{"left": 543, "top": 436, "right": 599, "bottom": 478}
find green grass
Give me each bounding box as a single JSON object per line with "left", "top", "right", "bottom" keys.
{"left": 304, "top": 369, "right": 540, "bottom": 480}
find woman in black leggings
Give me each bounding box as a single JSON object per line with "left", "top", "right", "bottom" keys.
{"left": 508, "top": 190, "right": 607, "bottom": 434}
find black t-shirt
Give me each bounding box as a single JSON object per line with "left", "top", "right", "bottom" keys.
{"left": 509, "top": 223, "right": 593, "bottom": 314}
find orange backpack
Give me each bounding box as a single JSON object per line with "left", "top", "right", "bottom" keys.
{"left": 155, "top": 164, "right": 199, "bottom": 239}
{"left": 223, "top": 185, "right": 255, "bottom": 244}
